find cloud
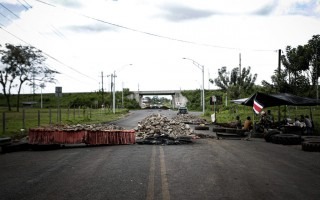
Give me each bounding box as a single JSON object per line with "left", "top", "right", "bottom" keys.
{"left": 288, "top": 0, "right": 320, "bottom": 17}
{"left": 252, "top": 0, "right": 278, "bottom": 15}
{"left": 0, "top": 2, "right": 27, "bottom": 26}
{"left": 159, "top": 4, "right": 215, "bottom": 22}
{"left": 64, "top": 23, "right": 117, "bottom": 33}
{"left": 50, "top": 0, "right": 82, "bottom": 8}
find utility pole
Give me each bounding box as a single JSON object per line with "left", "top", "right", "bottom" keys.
{"left": 101, "top": 71, "right": 105, "bottom": 106}
{"left": 278, "top": 49, "right": 282, "bottom": 122}
{"left": 239, "top": 53, "right": 241, "bottom": 94}
{"left": 113, "top": 71, "right": 117, "bottom": 114}
{"left": 278, "top": 49, "right": 281, "bottom": 83}
{"left": 32, "top": 67, "right": 36, "bottom": 101}
{"left": 316, "top": 47, "right": 318, "bottom": 101}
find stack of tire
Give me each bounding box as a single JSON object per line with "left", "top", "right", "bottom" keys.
{"left": 301, "top": 136, "right": 320, "bottom": 152}
{"left": 264, "top": 129, "right": 281, "bottom": 143}
{"left": 264, "top": 130, "right": 320, "bottom": 152}
{"left": 194, "top": 125, "right": 210, "bottom": 130}
{"left": 264, "top": 130, "right": 301, "bottom": 145}
{"left": 271, "top": 134, "right": 302, "bottom": 145}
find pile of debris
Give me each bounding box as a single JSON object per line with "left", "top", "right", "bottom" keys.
{"left": 172, "top": 114, "right": 208, "bottom": 125}
{"left": 37, "top": 124, "right": 125, "bottom": 131}
{"left": 135, "top": 113, "right": 195, "bottom": 145}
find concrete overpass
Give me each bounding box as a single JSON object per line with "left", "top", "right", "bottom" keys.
{"left": 128, "top": 90, "right": 188, "bottom": 108}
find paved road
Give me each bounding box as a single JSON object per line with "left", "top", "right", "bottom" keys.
{"left": 1, "top": 110, "right": 320, "bottom": 200}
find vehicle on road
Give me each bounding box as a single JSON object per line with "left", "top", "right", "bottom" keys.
{"left": 177, "top": 107, "right": 188, "bottom": 115}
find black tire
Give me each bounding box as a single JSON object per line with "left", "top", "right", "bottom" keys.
{"left": 302, "top": 140, "right": 320, "bottom": 152}
{"left": 212, "top": 127, "right": 226, "bottom": 133}
{"left": 225, "top": 128, "right": 237, "bottom": 134}
{"left": 30, "top": 144, "right": 61, "bottom": 151}
{"left": 264, "top": 130, "right": 280, "bottom": 142}
{"left": 236, "top": 129, "right": 246, "bottom": 136}
{"left": 1, "top": 142, "right": 29, "bottom": 153}
{"left": 194, "top": 126, "right": 209, "bottom": 130}
{"left": 271, "top": 134, "right": 301, "bottom": 145}
{"left": 302, "top": 136, "right": 320, "bottom": 142}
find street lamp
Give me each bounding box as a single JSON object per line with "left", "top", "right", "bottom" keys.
{"left": 183, "top": 57, "right": 205, "bottom": 114}
{"left": 40, "top": 83, "right": 45, "bottom": 109}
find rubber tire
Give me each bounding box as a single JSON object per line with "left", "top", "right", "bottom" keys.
{"left": 271, "top": 134, "right": 301, "bottom": 145}
{"left": 225, "top": 128, "right": 237, "bottom": 134}
{"left": 302, "top": 136, "right": 320, "bottom": 142}
{"left": 212, "top": 127, "right": 226, "bottom": 133}
{"left": 264, "top": 130, "right": 280, "bottom": 142}
{"left": 236, "top": 129, "right": 246, "bottom": 136}
{"left": 302, "top": 140, "right": 320, "bottom": 152}
{"left": 30, "top": 144, "right": 61, "bottom": 151}
{"left": 194, "top": 126, "right": 209, "bottom": 130}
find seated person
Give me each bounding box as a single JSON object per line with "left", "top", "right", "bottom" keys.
{"left": 229, "top": 116, "right": 242, "bottom": 129}
{"left": 243, "top": 116, "right": 253, "bottom": 131}
{"left": 266, "top": 110, "right": 274, "bottom": 124}
{"left": 304, "top": 115, "right": 313, "bottom": 135}
{"left": 217, "top": 116, "right": 242, "bottom": 129}
{"left": 293, "top": 117, "right": 304, "bottom": 127}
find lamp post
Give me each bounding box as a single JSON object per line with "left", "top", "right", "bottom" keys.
{"left": 122, "top": 82, "right": 124, "bottom": 108}
{"left": 183, "top": 57, "right": 205, "bottom": 114}
{"left": 40, "top": 83, "right": 45, "bottom": 109}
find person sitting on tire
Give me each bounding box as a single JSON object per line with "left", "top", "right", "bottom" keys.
{"left": 215, "top": 116, "right": 242, "bottom": 129}
{"left": 243, "top": 116, "right": 253, "bottom": 131}
{"left": 229, "top": 115, "right": 242, "bottom": 129}
{"left": 304, "top": 115, "right": 313, "bottom": 135}
{"left": 242, "top": 116, "right": 253, "bottom": 141}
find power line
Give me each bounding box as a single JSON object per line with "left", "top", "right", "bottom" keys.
{"left": 22, "top": 0, "right": 33, "bottom": 9}
{"left": 0, "top": 3, "right": 20, "bottom": 19}
{"left": 16, "top": 0, "right": 30, "bottom": 10}
{"left": 33, "top": 0, "right": 275, "bottom": 52}
{"left": 0, "top": 25, "right": 98, "bottom": 82}
{"left": 0, "top": 1, "right": 64, "bottom": 41}
{"left": 0, "top": 1, "right": 95, "bottom": 83}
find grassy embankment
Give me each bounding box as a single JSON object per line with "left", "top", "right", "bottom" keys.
{"left": 0, "top": 107, "right": 129, "bottom": 138}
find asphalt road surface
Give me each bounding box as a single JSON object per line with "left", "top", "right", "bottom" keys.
{"left": 1, "top": 109, "right": 320, "bottom": 200}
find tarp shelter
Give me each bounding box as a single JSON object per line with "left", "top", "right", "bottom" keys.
{"left": 232, "top": 92, "right": 320, "bottom": 130}
{"left": 241, "top": 92, "right": 320, "bottom": 107}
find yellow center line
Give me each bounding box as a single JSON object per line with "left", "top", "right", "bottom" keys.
{"left": 146, "top": 146, "right": 156, "bottom": 200}
{"left": 160, "top": 146, "right": 170, "bottom": 200}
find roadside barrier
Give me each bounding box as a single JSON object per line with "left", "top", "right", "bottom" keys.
{"left": 29, "top": 129, "right": 135, "bottom": 145}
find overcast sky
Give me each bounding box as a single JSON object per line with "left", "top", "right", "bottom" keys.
{"left": 0, "top": 0, "right": 320, "bottom": 94}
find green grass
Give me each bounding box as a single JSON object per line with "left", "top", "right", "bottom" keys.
{"left": 0, "top": 107, "right": 129, "bottom": 138}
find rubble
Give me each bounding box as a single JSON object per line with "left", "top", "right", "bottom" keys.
{"left": 37, "top": 123, "right": 125, "bottom": 131}
{"left": 172, "top": 114, "right": 208, "bottom": 125}
{"left": 135, "top": 113, "right": 196, "bottom": 145}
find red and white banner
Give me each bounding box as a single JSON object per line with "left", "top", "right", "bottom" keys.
{"left": 253, "top": 99, "right": 264, "bottom": 114}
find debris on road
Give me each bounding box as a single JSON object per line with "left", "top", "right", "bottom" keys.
{"left": 172, "top": 114, "right": 209, "bottom": 125}
{"left": 135, "top": 113, "right": 196, "bottom": 145}
{"left": 37, "top": 123, "right": 126, "bottom": 131}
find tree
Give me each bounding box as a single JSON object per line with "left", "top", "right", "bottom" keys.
{"left": 307, "top": 35, "right": 320, "bottom": 97}
{"left": 214, "top": 66, "right": 229, "bottom": 91}
{"left": 263, "top": 36, "right": 320, "bottom": 97}
{"left": 213, "top": 66, "right": 257, "bottom": 99}
{"left": 0, "top": 44, "right": 59, "bottom": 111}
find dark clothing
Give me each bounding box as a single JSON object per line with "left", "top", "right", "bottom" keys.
{"left": 305, "top": 117, "right": 313, "bottom": 135}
